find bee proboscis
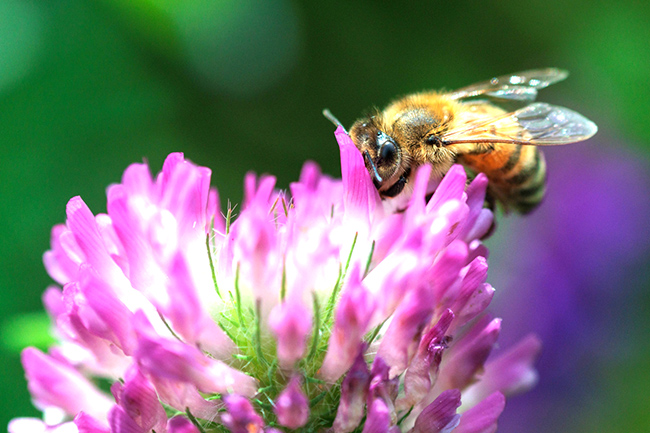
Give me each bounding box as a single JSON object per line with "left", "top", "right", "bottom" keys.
{"left": 325, "top": 68, "right": 597, "bottom": 214}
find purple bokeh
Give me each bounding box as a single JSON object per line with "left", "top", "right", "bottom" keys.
{"left": 488, "top": 136, "right": 650, "bottom": 432}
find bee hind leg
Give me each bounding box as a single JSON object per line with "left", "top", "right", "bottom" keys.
{"left": 484, "top": 190, "right": 497, "bottom": 213}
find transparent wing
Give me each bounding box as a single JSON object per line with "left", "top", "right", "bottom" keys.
{"left": 442, "top": 102, "right": 598, "bottom": 146}
{"left": 447, "top": 68, "right": 569, "bottom": 102}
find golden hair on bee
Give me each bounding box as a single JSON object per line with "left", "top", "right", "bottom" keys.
{"left": 325, "top": 68, "right": 597, "bottom": 214}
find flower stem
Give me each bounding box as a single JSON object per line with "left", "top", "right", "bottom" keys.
{"left": 281, "top": 256, "right": 287, "bottom": 301}
{"left": 234, "top": 264, "right": 243, "bottom": 325}
{"left": 306, "top": 293, "right": 321, "bottom": 362}
{"left": 364, "top": 240, "right": 376, "bottom": 277}
{"left": 254, "top": 299, "right": 269, "bottom": 366}
{"left": 206, "top": 230, "right": 222, "bottom": 299}
{"left": 185, "top": 408, "right": 207, "bottom": 433}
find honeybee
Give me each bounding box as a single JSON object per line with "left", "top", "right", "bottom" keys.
{"left": 324, "top": 68, "right": 597, "bottom": 213}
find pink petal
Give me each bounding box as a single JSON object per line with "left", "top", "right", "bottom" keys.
{"left": 377, "top": 285, "right": 436, "bottom": 378}
{"left": 269, "top": 299, "right": 312, "bottom": 369}
{"left": 295, "top": 161, "right": 322, "bottom": 190}
{"left": 291, "top": 162, "right": 328, "bottom": 217}
{"left": 486, "top": 334, "right": 541, "bottom": 394}
{"left": 413, "top": 389, "right": 461, "bottom": 433}
{"left": 320, "top": 269, "right": 376, "bottom": 382}
{"left": 74, "top": 412, "right": 111, "bottom": 433}
{"left": 366, "top": 358, "right": 398, "bottom": 426}
{"left": 133, "top": 312, "right": 257, "bottom": 397}
{"left": 165, "top": 253, "right": 234, "bottom": 358}
{"left": 439, "top": 317, "right": 501, "bottom": 390}
{"left": 230, "top": 195, "right": 281, "bottom": 303}
{"left": 361, "top": 246, "right": 428, "bottom": 323}
{"left": 405, "top": 165, "right": 433, "bottom": 217}
{"left": 148, "top": 375, "right": 221, "bottom": 420}
{"left": 464, "top": 334, "right": 541, "bottom": 405}
{"left": 221, "top": 394, "right": 264, "bottom": 433}
{"left": 468, "top": 239, "right": 489, "bottom": 262}
{"left": 446, "top": 256, "right": 490, "bottom": 329}
{"left": 108, "top": 406, "right": 145, "bottom": 433}
{"left": 161, "top": 255, "right": 204, "bottom": 336}
{"left": 159, "top": 157, "right": 213, "bottom": 237}
{"left": 452, "top": 283, "right": 495, "bottom": 332}
{"left": 112, "top": 367, "right": 166, "bottom": 433}
{"left": 104, "top": 184, "right": 157, "bottom": 292}
{"left": 456, "top": 392, "right": 505, "bottom": 433}
{"left": 21, "top": 347, "right": 113, "bottom": 421}
{"left": 43, "top": 224, "right": 81, "bottom": 285}
{"left": 243, "top": 172, "right": 277, "bottom": 210}
{"left": 336, "top": 126, "right": 379, "bottom": 221}
{"left": 426, "top": 165, "right": 467, "bottom": 212}
{"left": 274, "top": 377, "right": 309, "bottom": 429}
{"left": 120, "top": 162, "right": 154, "bottom": 198}
{"left": 465, "top": 173, "right": 488, "bottom": 215}
{"left": 361, "top": 398, "right": 391, "bottom": 433}
{"left": 65, "top": 197, "right": 126, "bottom": 287}
{"left": 78, "top": 266, "right": 136, "bottom": 355}
{"left": 459, "top": 174, "right": 493, "bottom": 241}
{"left": 397, "top": 310, "right": 454, "bottom": 411}
{"left": 167, "top": 416, "right": 200, "bottom": 433}
{"left": 428, "top": 239, "right": 468, "bottom": 304}
{"left": 333, "top": 348, "right": 371, "bottom": 433}
{"left": 43, "top": 286, "right": 65, "bottom": 318}
{"left": 159, "top": 152, "right": 184, "bottom": 182}
{"left": 56, "top": 284, "right": 131, "bottom": 375}
{"left": 291, "top": 161, "right": 345, "bottom": 223}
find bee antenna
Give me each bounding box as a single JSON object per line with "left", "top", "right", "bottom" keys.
{"left": 322, "top": 109, "right": 348, "bottom": 133}
{"left": 363, "top": 150, "right": 383, "bottom": 184}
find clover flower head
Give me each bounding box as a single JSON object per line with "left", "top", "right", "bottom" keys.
{"left": 10, "top": 126, "right": 540, "bottom": 433}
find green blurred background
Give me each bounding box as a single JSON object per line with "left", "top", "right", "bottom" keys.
{"left": 1, "top": 0, "right": 649, "bottom": 431}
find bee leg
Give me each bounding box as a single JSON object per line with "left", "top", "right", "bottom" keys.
{"left": 484, "top": 191, "right": 497, "bottom": 213}
{"left": 381, "top": 174, "right": 408, "bottom": 198}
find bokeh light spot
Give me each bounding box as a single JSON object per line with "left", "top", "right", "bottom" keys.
{"left": 169, "top": 0, "right": 301, "bottom": 97}
{"left": 0, "top": 0, "right": 44, "bottom": 92}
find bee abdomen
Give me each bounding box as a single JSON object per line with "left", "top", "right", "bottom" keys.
{"left": 462, "top": 144, "right": 547, "bottom": 214}
{"left": 500, "top": 146, "right": 547, "bottom": 213}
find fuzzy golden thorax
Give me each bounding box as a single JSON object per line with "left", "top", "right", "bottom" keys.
{"left": 349, "top": 92, "right": 459, "bottom": 198}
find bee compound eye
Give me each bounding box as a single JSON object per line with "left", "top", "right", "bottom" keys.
{"left": 379, "top": 140, "right": 396, "bottom": 161}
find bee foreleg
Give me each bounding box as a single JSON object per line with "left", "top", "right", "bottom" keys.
{"left": 381, "top": 174, "right": 408, "bottom": 198}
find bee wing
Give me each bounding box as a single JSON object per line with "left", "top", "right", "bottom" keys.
{"left": 442, "top": 102, "right": 598, "bottom": 146}
{"left": 447, "top": 68, "right": 569, "bottom": 102}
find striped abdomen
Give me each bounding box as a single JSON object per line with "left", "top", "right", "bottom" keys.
{"left": 460, "top": 143, "right": 547, "bottom": 214}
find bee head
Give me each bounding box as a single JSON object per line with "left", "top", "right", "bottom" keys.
{"left": 349, "top": 118, "right": 402, "bottom": 189}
